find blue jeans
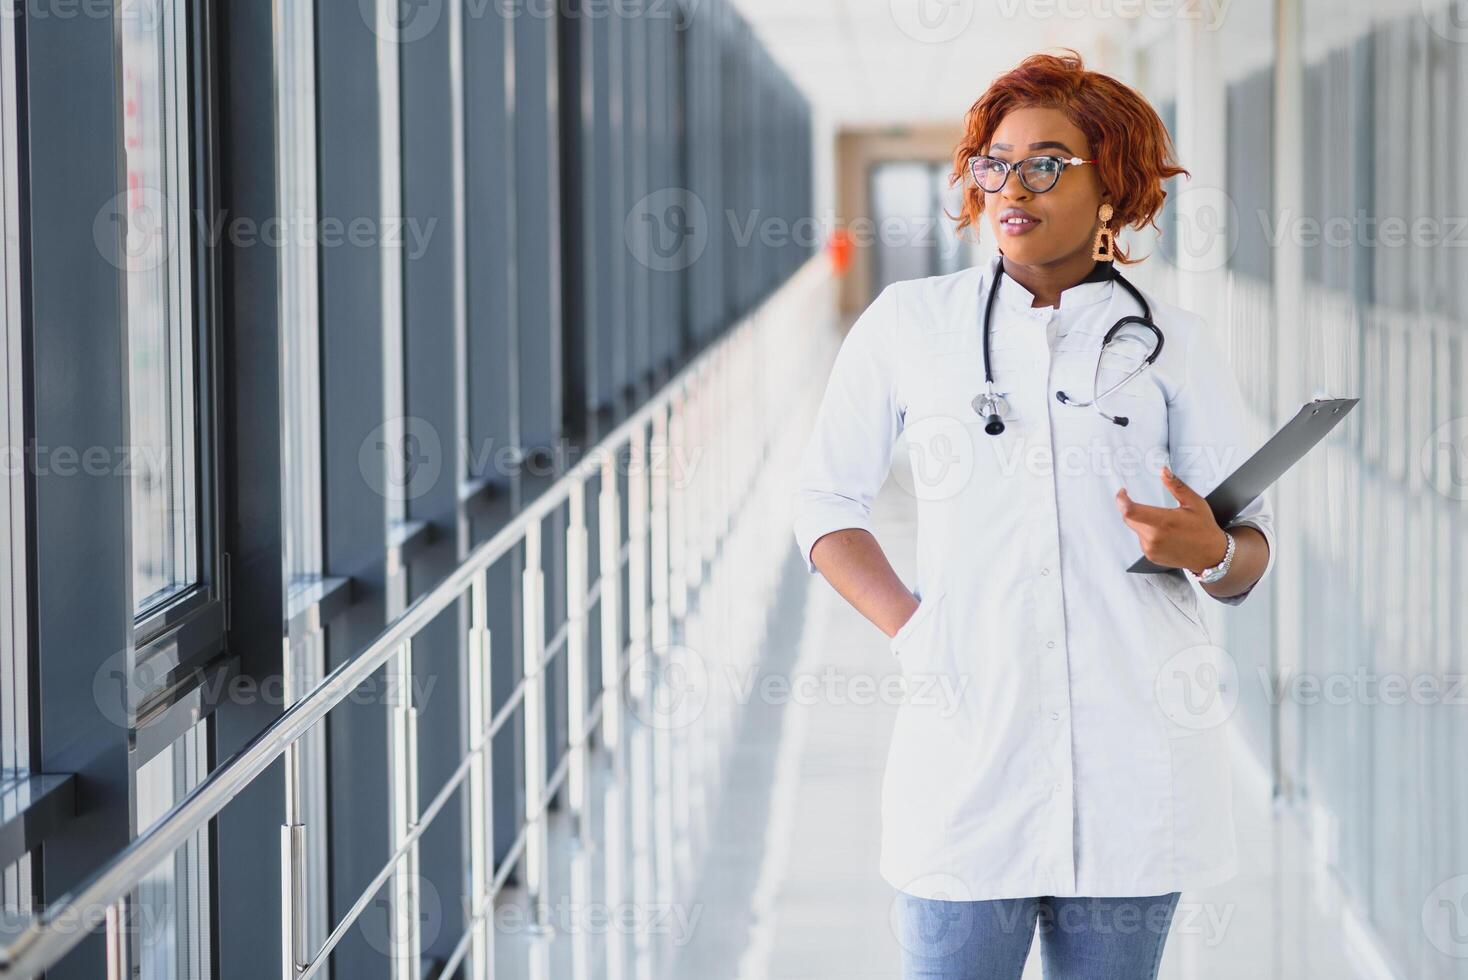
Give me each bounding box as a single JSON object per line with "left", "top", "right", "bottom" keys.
{"left": 895, "top": 891, "right": 1181, "bottom": 980}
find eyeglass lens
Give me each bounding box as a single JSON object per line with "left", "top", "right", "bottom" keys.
{"left": 972, "top": 156, "right": 1064, "bottom": 193}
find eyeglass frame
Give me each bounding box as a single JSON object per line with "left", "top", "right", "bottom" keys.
{"left": 968, "top": 153, "right": 1097, "bottom": 194}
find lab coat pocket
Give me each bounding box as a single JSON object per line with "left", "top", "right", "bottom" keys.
{"left": 1142, "top": 569, "right": 1205, "bottom": 632}
{"left": 889, "top": 587, "right": 948, "bottom": 657}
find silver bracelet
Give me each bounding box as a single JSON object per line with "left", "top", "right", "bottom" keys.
{"left": 1188, "top": 530, "right": 1235, "bottom": 585}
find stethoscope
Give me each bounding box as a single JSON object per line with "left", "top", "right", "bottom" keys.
{"left": 972, "top": 261, "right": 1165, "bottom": 436}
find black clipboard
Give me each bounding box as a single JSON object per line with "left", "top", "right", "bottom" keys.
{"left": 1128, "top": 397, "right": 1360, "bottom": 574}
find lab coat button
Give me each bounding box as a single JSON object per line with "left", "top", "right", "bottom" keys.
{"left": 1050, "top": 711, "right": 1060, "bottom": 721}
{"left": 1046, "top": 640, "right": 1056, "bottom": 649}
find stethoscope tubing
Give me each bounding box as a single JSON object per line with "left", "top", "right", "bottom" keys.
{"left": 977, "top": 261, "right": 1164, "bottom": 434}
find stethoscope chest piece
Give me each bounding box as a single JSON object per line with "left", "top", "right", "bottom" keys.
{"left": 971, "top": 388, "right": 1010, "bottom": 435}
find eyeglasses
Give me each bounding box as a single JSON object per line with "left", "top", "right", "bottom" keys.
{"left": 968, "top": 154, "right": 1097, "bottom": 194}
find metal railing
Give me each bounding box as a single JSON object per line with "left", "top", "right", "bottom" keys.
{"left": 0, "top": 257, "right": 830, "bottom": 979}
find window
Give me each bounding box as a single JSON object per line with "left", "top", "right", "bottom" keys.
{"left": 135, "top": 722, "right": 211, "bottom": 980}
{"left": 119, "top": 0, "right": 202, "bottom": 616}
{"left": 0, "top": 0, "right": 31, "bottom": 918}
{"left": 869, "top": 162, "right": 970, "bottom": 295}
{"left": 117, "top": 12, "right": 223, "bottom": 970}
{"left": 0, "top": 0, "right": 26, "bottom": 785}
{"left": 279, "top": 0, "right": 323, "bottom": 592}
{"left": 277, "top": 0, "right": 331, "bottom": 955}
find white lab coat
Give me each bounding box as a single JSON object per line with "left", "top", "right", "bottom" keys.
{"left": 791, "top": 255, "right": 1277, "bottom": 901}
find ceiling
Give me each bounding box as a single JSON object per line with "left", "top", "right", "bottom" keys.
{"left": 729, "top": 0, "right": 1124, "bottom": 127}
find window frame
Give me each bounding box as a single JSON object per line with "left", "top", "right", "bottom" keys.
{"left": 118, "top": 0, "right": 229, "bottom": 741}
{"left": 0, "top": 0, "right": 28, "bottom": 786}
{"left": 0, "top": 0, "right": 33, "bottom": 917}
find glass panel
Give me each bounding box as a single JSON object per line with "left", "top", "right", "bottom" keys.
{"left": 0, "top": 0, "right": 26, "bottom": 783}
{"left": 120, "top": 0, "right": 199, "bottom": 615}
{"left": 870, "top": 161, "right": 974, "bottom": 294}
{"left": 0, "top": 1, "right": 30, "bottom": 915}
{"left": 1293, "top": 3, "right": 1468, "bottom": 976}
{"left": 870, "top": 161, "right": 936, "bottom": 296}
{"left": 135, "top": 722, "right": 211, "bottom": 980}
{"left": 1215, "top": 0, "right": 1278, "bottom": 767}
{"left": 279, "top": 0, "right": 322, "bottom": 587}
{"left": 276, "top": 0, "right": 331, "bottom": 956}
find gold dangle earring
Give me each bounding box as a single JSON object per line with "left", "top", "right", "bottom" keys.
{"left": 1091, "top": 203, "right": 1115, "bottom": 262}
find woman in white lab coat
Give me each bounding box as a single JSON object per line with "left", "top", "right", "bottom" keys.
{"left": 792, "top": 51, "right": 1276, "bottom": 980}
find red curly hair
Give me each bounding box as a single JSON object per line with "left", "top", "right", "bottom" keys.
{"left": 951, "top": 50, "right": 1187, "bottom": 263}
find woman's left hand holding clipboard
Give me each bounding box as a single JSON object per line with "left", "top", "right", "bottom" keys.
{"left": 1115, "top": 465, "right": 1269, "bottom": 599}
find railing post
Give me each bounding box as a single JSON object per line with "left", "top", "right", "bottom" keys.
{"left": 683, "top": 370, "right": 709, "bottom": 870}
{"left": 566, "top": 480, "right": 590, "bottom": 847}
{"left": 467, "top": 571, "right": 495, "bottom": 979}
{"left": 702, "top": 354, "right": 718, "bottom": 571}
{"left": 692, "top": 363, "right": 711, "bottom": 589}
{"left": 646, "top": 403, "right": 678, "bottom": 912}
{"left": 387, "top": 638, "right": 422, "bottom": 978}
{"left": 650, "top": 408, "right": 671, "bottom": 654}
{"left": 627, "top": 697, "right": 654, "bottom": 971}
{"left": 601, "top": 755, "right": 627, "bottom": 980}
{"left": 715, "top": 344, "right": 729, "bottom": 553}
{"left": 281, "top": 630, "right": 316, "bottom": 980}
{"left": 668, "top": 389, "right": 688, "bottom": 624}
{"left": 104, "top": 897, "right": 128, "bottom": 980}
{"left": 598, "top": 449, "right": 623, "bottom": 753}
{"left": 568, "top": 781, "right": 593, "bottom": 980}
{"left": 281, "top": 822, "right": 308, "bottom": 980}
{"left": 626, "top": 426, "right": 649, "bottom": 707}
{"left": 521, "top": 522, "right": 553, "bottom": 935}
